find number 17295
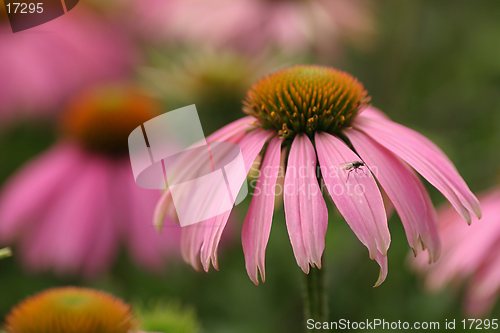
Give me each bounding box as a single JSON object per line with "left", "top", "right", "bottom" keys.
{"left": 462, "top": 318, "right": 499, "bottom": 330}
{"left": 6, "top": 2, "right": 44, "bottom": 14}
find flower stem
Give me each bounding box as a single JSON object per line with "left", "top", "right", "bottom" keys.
{"left": 303, "top": 264, "right": 328, "bottom": 331}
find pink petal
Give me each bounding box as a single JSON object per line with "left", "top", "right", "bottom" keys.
{"left": 358, "top": 106, "right": 390, "bottom": 120}
{"left": 180, "top": 220, "right": 204, "bottom": 271}
{"left": 80, "top": 162, "right": 118, "bottom": 277}
{"left": 206, "top": 116, "right": 256, "bottom": 143}
{"left": 242, "top": 137, "right": 282, "bottom": 285}
{"left": 413, "top": 190, "right": 500, "bottom": 315}
{"left": 0, "top": 9, "right": 135, "bottom": 120}
{"left": 181, "top": 129, "right": 272, "bottom": 271}
{"left": 153, "top": 191, "right": 175, "bottom": 231}
{"left": 374, "top": 251, "right": 389, "bottom": 287}
{"left": 346, "top": 129, "right": 440, "bottom": 261}
{"left": 81, "top": 207, "right": 117, "bottom": 277}
{"left": 315, "top": 132, "right": 390, "bottom": 284}
{"left": 153, "top": 117, "right": 256, "bottom": 230}
{"left": 355, "top": 114, "right": 481, "bottom": 223}
{"left": 465, "top": 290, "right": 498, "bottom": 317}
{"left": 284, "top": 134, "right": 328, "bottom": 273}
{"left": 21, "top": 156, "right": 111, "bottom": 275}
{"left": 120, "top": 163, "right": 180, "bottom": 271}
{"left": 199, "top": 211, "right": 231, "bottom": 271}
{"left": 238, "top": 129, "right": 275, "bottom": 172}
{"left": 0, "top": 144, "right": 84, "bottom": 242}
{"left": 426, "top": 207, "right": 499, "bottom": 290}
{"left": 466, "top": 245, "right": 500, "bottom": 315}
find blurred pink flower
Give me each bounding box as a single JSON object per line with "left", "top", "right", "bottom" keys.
{"left": 0, "top": 86, "right": 180, "bottom": 277}
{"left": 0, "top": 6, "right": 136, "bottom": 123}
{"left": 131, "top": 0, "right": 374, "bottom": 54}
{"left": 414, "top": 189, "right": 500, "bottom": 316}
{"left": 155, "top": 65, "right": 480, "bottom": 285}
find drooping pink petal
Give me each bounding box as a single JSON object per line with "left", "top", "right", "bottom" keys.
{"left": 169, "top": 116, "right": 254, "bottom": 179}
{"left": 20, "top": 156, "right": 111, "bottom": 275}
{"left": 346, "top": 128, "right": 440, "bottom": 261}
{"left": 425, "top": 209, "right": 499, "bottom": 290}
{"left": 284, "top": 134, "right": 328, "bottom": 274}
{"left": 153, "top": 117, "right": 256, "bottom": 230}
{"left": 201, "top": 129, "right": 273, "bottom": 269}
{"left": 153, "top": 191, "right": 174, "bottom": 231}
{"left": 181, "top": 129, "right": 272, "bottom": 271}
{"left": 355, "top": 114, "right": 481, "bottom": 223}
{"left": 119, "top": 163, "right": 180, "bottom": 271}
{"left": 238, "top": 130, "right": 275, "bottom": 172}
{"left": 315, "top": 132, "right": 390, "bottom": 283}
{"left": 180, "top": 220, "right": 205, "bottom": 271}
{"left": 0, "top": 144, "right": 84, "bottom": 243}
{"left": 465, "top": 289, "right": 498, "bottom": 318}
{"left": 412, "top": 190, "right": 500, "bottom": 315}
{"left": 80, "top": 161, "right": 118, "bottom": 277}
{"left": 374, "top": 251, "right": 389, "bottom": 288}
{"left": 466, "top": 245, "right": 500, "bottom": 315}
{"left": 81, "top": 204, "right": 117, "bottom": 277}
{"left": 206, "top": 116, "right": 256, "bottom": 143}
{"left": 242, "top": 137, "right": 282, "bottom": 285}
{"left": 198, "top": 211, "right": 231, "bottom": 272}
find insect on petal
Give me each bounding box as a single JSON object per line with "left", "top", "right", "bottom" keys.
{"left": 315, "top": 132, "right": 390, "bottom": 284}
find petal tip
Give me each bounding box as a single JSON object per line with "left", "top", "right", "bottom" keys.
{"left": 202, "top": 262, "right": 210, "bottom": 273}
{"left": 473, "top": 204, "right": 482, "bottom": 220}
{"left": 301, "top": 264, "right": 311, "bottom": 275}
{"left": 211, "top": 255, "right": 220, "bottom": 271}
{"left": 247, "top": 267, "right": 265, "bottom": 286}
{"left": 190, "top": 262, "right": 202, "bottom": 272}
{"left": 373, "top": 271, "right": 386, "bottom": 288}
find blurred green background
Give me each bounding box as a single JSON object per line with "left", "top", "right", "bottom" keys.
{"left": 1, "top": 0, "right": 499, "bottom": 332}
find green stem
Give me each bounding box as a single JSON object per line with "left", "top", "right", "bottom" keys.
{"left": 303, "top": 264, "right": 328, "bottom": 332}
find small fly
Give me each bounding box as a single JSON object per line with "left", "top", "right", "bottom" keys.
{"left": 341, "top": 161, "right": 366, "bottom": 181}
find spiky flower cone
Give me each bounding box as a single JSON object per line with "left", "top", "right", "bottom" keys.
{"left": 243, "top": 65, "right": 370, "bottom": 139}
{"left": 5, "top": 287, "right": 136, "bottom": 333}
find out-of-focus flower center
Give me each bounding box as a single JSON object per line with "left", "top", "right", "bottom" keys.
{"left": 243, "top": 65, "right": 370, "bottom": 139}
{"left": 61, "top": 86, "right": 160, "bottom": 156}
{"left": 5, "top": 287, "right": 135, "bottom": 333}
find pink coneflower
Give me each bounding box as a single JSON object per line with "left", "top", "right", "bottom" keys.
{"left": 131, "top": 0, "right": 374, "bottom": 54}
{"left": 0, "top": 6, "right": 135, "bottom": 123}
{"left": 155, "top": 65, "right": 480, "bottom": 286}
{"left": 0, "top": 86, "right": 179, "bottom": 276}
{"left": 414, "top": 189, "right": 500, "bottom": 316}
